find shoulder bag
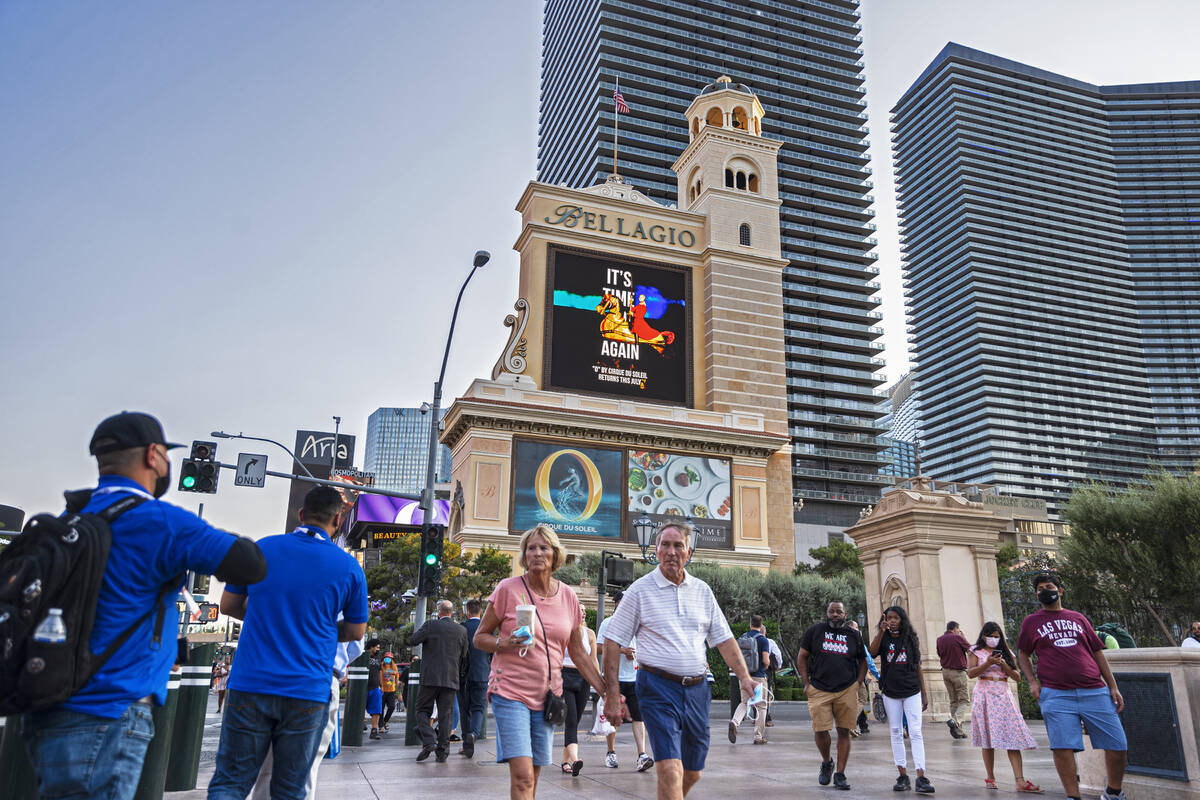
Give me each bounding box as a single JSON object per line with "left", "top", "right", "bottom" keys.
{"left": 520, "top": 575, "right": 566, "bottom": 725}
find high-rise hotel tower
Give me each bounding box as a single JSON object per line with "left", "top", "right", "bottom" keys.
{"left": 893, "top": 44, "right": 1199, "bottom": 516}
{"left": 539, "top": 0, "right": 886, "bottom": 538}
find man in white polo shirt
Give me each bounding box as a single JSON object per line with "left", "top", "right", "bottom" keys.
{"left": 603, "top": 522, "right": 758, "bottom": 800}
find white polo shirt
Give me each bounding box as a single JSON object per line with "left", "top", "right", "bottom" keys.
{"left": 602, "top": 566, "right": 733, "bottom": 677}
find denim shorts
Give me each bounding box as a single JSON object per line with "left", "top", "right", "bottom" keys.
{"left": 636, "top": 669, "right": 711, "bottom": 772}
{"left": 491, "top": 694, "right": 553, "bottom": 766}
{"left": 366, "top": 688, "right": 383, "bottom": 716}
{"left": 1039, "top": 686, "right": 1128, "bottom": 752}
{"left": 22, "top": 702, "right": 154, "bottom": 800}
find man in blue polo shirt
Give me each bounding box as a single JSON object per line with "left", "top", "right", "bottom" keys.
{"left": 209, "top": 485, "right": 368, "bottom": 800}
{"left": 21, "top": 411, "right": 267, "bottom": 800}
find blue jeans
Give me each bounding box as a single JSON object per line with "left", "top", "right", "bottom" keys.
{"left": 22, "top": 702, "right": 154, "bottom": 800}
{"left": 208, "top": 689, "right": 329, "bottom": 800}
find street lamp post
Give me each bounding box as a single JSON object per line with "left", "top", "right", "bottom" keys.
{"left": 633, "top": 512, "right": 657, "bottom": 564}
{"left": 415, "top": 250, "right": 490, "bottom": 630}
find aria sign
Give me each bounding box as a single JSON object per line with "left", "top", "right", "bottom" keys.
{"left": 544, "top": 205, "right": 697, "bottom": 249}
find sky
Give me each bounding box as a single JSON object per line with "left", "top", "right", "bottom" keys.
{"left": 2, "top": 0, "right": 1196, "bottom": 538}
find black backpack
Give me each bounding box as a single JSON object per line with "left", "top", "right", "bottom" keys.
{"left": 0, "top": 490, "right": 181, "bottom": 715}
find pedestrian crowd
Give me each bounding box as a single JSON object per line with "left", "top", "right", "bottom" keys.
{"left": 7, "top": 411, "right": 1141, "bottom": 800}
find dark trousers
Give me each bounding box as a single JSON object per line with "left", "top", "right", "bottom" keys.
{"left": 415, "top": 685, "right": 456, "bottom": 755}
{"left": 457, "top": 679, "right": 487, "bottom": 739}
{"left": 562, "top": 667, "right": 590, "bottom": 747}
{"left": 381, "top": 692, "right": 398, "bottom": 725}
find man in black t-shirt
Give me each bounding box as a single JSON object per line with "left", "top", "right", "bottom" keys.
{"left": 798, "top": 602, "right": 866, "bottom": 791}
{"left": 365, "top": 639, "right": 383, "bottom": 740}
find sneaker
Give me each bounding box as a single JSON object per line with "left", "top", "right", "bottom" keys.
{"left": 382, "top": 723, "right": 389, "bottom": 732}
{"left": 1100, "top": 791, "right": 1126, "bottom": 800}
{"left": 605, "top": 751, "right": 619, "bottom": 769}
{"left": 435, "top": 752, "right": 448, "bottom": 763}
{"left": 914, "top": 775, "right": 935, "bottom": 794}
{"left": 859, "top": 723, "right": 870, "bottom": 734}
{"left": 819, "top": 760, "right": 834, "bottom": 786}
{"left": 894, "top": 774, "right": 911, "bottom": 792}
{"left": 416, "top": 745, "right": 434, "bottom": 761}
{"left": 449, "top": 733, "right": 461, "bottom": 742}
{"left": 834, "top": 772, "right": 851, "bottom": 791}
{"left": 946, "top": 719, "right": 961, "bottom": 738}
{"left": 462, "top": 733, "right": 475, "bottom": 759}
{"left": 636, "top": 753, "right": 654, "bottom": 772}
{"left": 369, "top": 729, "right": 381, "bottom": 740}
{"left": 753, "top": 737, "right": 767, "bottom": 745}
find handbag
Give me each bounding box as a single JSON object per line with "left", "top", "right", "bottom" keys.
{"left": 520, "top": 576, "right": 566, "bottom": 725}
{"left": 872, "top": 692, "right": 887, "bottom": 723}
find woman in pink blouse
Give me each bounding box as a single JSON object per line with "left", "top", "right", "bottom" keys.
{"left": 473, "top": 525, "right": 606, "bottom": 799}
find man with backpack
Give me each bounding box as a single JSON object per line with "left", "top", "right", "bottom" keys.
{"left": 9, "top": 411, "right": 267, "bottom": 800}
{"left": 728, "top": 614, "right": 771, "bottom": 745}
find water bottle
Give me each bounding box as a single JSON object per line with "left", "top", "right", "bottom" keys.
{"left": 33, "top": 608, "right": 67, "bottom": 644}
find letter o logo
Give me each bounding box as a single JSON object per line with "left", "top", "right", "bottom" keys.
{"left": 533, "top": 449, "right": 604, "bottom": 521}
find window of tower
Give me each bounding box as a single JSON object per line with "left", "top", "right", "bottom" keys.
{"left": 691, "top": 117, "right": 699, "bottom": 138}
{"left": 735, "top": 171, "right": 746, "bottom": 190}
{"left": 705, "top": 107, "right": 724, "bottom": 127}
{"left": 732, "top": 106, "right": 748, "bottom": 130}
{"left": 739, "top": 224, "right": 751, "bottom": 246}
{"left": 748, "top": 173, "right": 759, "bottom": 193}
{"left": 725, "top": 169, "right": 734, "bottom": 188}
{"left": 754, "top": 118, "right": 760, "bottom": 135}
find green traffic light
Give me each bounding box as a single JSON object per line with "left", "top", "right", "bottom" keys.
{"left": 182, "top": 476, "right": 196, "bottom": 489}
{"left": 425, "top": 553, "right": 438, "bottom": 566}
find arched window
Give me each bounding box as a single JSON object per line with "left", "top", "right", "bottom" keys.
{"left": 735, "top": 171, "right": 746, "bottom": 190}
{"left": 687, "top": 186, "right": 695, "bottom": 204}
{"left": 691, "top": 117, "right": 699, "bottom": 137}
{"left": 705, "top": 107, "right": 724, "bottom": 127}
{"left": 732, "top": 106, "right": 748, "bottom": 130}
{"left": 724, "top": 169, "right": 734, "bottom": 188}
{"left": 748, "top": 173, "right": 759, "bottom": 193}
{"left": 739, "top": 224, "right": 751, "bottom": 246}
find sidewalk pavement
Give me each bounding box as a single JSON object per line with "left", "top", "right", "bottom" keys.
{"left": 178, "top": 695, "right": 1059, "bottom": 799}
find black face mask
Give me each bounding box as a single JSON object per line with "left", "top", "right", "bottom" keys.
{"left": 1037, "top": 589, "right": 1059, "bottom": 606}
{"left": 153, "top": 463, "right": 171, "bottom": 499}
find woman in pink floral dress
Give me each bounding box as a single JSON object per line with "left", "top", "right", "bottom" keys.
{"left": 968, "top": 622, "right": 1042, "bottom": 793}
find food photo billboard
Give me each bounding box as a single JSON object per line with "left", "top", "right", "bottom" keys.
{"left": 545, "top": 247, "right": 692, "bottom": 405}
{"left": 510, "top": 439, "right": 624, "bottom": 538}
{"left": 627, "top": 450, "right": 733, "bottom": 549}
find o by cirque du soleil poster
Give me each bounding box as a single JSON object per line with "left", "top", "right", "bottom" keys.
{"left": 510, "top": 439, "right": 623, "bottom": 537}
{"left": 547, "top": 248, "right": 690, "bottom": 405}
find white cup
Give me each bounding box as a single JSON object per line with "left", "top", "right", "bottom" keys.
{"left": 515, "top": 604, "right": 535, "bottom": 634}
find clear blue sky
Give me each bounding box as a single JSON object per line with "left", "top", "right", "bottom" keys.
{"left": 3, "top": 0, "right": 1195, "bottom": 537}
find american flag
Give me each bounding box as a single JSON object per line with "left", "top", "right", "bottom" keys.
{"left": 613, "top": 84, "right": 630, "bottom": 114}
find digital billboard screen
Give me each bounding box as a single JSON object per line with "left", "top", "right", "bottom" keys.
{"left": 627, "top": 450, "right": 732, "bottom": 549}
{"left": 546, "top": 247, "right": 691, "bottom": 405}
{"left": 511, "top": 439, "right": 624, "bottom": 538}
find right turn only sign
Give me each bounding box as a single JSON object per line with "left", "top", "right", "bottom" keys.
{"left": 235, "top": 453, "right": 268, "bottom": 488}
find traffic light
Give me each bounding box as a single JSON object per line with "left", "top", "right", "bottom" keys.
{"left": 418, "top": 524, "right": 445, "bottom": 596}
{"left": 191, "top": 573, "right": 211, "bottom": 595}
{"left": 605, "top": 555, "right": 634, "bottom": 587}
{"left": 179, "top": 440, "right": 220, "bottom": 493}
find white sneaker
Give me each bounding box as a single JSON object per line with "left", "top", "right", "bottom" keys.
{"left": 605, "top": 751, "right": 619, "bottom": 768}
{"left": 637, "top": 753, "right": 654, "bottom": 772}
{"left": 1100, "top": 791, "right": 1127, "bottom": 800}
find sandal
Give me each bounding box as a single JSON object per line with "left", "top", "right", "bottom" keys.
{"left": 561, "top": 762, "right": 572, "bottom": 774}
{"left": 571, "top": 760, "right": 583, "bottom": 776}
{"left": 984, "top": 778, "right": 998, "bottom": 790}
{"left": 1016, "top": 779, "right": 1043, "bottom": 793}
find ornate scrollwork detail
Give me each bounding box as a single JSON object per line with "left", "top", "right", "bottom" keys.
{"left": 492, "top": 298, "right": 530, "bottom": 379}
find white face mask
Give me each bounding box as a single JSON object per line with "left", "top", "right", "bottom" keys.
{"left": 985, "top": 636, "right": 1001, "bottom": 648}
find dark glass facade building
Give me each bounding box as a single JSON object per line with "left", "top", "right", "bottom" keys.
{"left": 539, "top": 0, "right": 886, "bottom": 531}
{"left": 893, "top": 44, "right": 1199, "bottom": 517}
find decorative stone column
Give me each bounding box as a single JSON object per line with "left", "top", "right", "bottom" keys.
{"left": 845, "top": 479, "right": 1009, "bottom": 719}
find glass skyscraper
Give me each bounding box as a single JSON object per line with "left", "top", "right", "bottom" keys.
{"left": 364, "top": 407, "right": 451, "bottom": 493}
{"left": 893, "top": 44, "right": 1199, "bottom": 517}
{"left": 539, "top": 0, "right": 886, "bottom": 531}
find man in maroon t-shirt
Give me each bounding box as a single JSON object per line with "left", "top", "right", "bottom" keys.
{"left": 1017, "top": 573, "right": 1127, "bottom": 800}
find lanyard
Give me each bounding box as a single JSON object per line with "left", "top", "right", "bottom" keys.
{"left": 92, "top": 485, "right": 156, "bottom": 501}
{"left": 293, "top": 525, "right": 329, "bottom": 542}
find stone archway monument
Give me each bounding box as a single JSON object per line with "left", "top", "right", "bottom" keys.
{"left": 844, "top": 477, "right": 1009, "bottom": 718}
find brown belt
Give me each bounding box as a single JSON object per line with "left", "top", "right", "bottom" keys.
{"left": 641, "top": 665, "right": 706, "bottom": 687}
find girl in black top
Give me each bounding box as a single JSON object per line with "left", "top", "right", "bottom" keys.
{"left": 869, "top": 606, "right": 934, "bottom": 794}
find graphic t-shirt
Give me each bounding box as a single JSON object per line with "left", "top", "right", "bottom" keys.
{"left": 799, "top": 622, "right": 865, "bottom": 693}
{"left": 1017, "top": 608, "right": 1105, "bottom": 690}
{"left": 381, "top": 664, "right": 399, "bottom": 692}
{"left": 487, "top": 576, "right": 583, "bottom": 710}
{"left": 879, "top": 632, "right": 921, "bottom": 699}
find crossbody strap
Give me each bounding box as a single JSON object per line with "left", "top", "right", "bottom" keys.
{"left": 519, "top": 575, "right": 553, "bottom": 689}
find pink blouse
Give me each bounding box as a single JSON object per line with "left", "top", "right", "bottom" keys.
{"left": 969, "top": 646, "right": 1008, "bottom": 679}
{"left": 487, "top": 576, "right": 583, "bottom": 710}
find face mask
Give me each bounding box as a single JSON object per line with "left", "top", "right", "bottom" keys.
{"left": 384, "top": 658, "right": 391, "bottom": 664}
{"left": 985, "top": 636, "right": 1001, "bottom": 648}
{"left": 1037, "top": 589, "right": 1059, "bottom": 606}
{"left": 153, "top": 463, "right": 171, "bottom": 498}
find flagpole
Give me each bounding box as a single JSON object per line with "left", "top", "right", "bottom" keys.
{"left": 613, "top": 78, "right": 620, "bottom": 178}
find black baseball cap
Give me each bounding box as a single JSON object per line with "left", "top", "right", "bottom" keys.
{"left": 89, "top": 412, "right": 184, "bottom": 456}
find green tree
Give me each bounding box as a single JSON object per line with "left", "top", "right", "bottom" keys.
{"left": 1062, "top": 471, "right": 1200, "bottom": 645}
{"left": 794, "top": 539, "right": 863, "bottom": 579}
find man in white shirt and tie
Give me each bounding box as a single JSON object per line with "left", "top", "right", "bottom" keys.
{"left": 603, "top": 522, "right": 757, "bottom": 800}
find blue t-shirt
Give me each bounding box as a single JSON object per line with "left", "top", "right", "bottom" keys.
{"left": 748, "top": 631, "right": 770, "bottom": 678}
{"left": 64, "top": 476, "right": 237, "bottom": 719}
{"left": 227, "top": 526, "right": 367, "bottom": 703}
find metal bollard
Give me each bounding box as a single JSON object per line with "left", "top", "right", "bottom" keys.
{"left": 404, "top": 658, "right": 421, "bottom": 746}
{"left": 164, "top": 642, "right": 215, "bottom": 791}
{"left": 341, "top": 652, "right": 368, "bottom": 747}
{"left": 133, "top": 671, "right": 180, "bottom": 800}
{"left": 0, "top": 715, "right": 37, "bottom": 800}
